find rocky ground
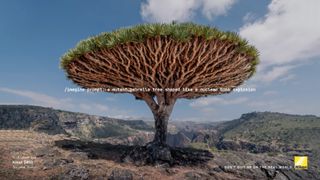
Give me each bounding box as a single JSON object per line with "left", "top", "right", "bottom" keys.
{"left": 0, "top": 130, "right": 319, "bottom": 180}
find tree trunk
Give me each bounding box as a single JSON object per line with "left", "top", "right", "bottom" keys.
{"left": 151, "top": 102, "right": 175, "bottom": 145}
{"left": 139, "top": 93, "right": 176, "bottom": 146}
{"left": 135, "top": 95, "right": 178, "bottom": 163}
{"left": 153, "top": 109, "right": 170, "bottom": 145}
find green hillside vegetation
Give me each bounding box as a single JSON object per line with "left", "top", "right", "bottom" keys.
{"left": 222, "top": 112, "right": 320, "bottom": 150}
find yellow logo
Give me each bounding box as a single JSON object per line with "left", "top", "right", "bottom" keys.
{"left": 294, "top": 156, "right": 308, "bottom": 169}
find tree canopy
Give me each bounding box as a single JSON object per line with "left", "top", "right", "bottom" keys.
{"left": 61, "top": 23, "right": 258, "bottom": 72}
{"left": 60, "top": 22, "right": 259, "bottom": 152}
{"left": 60, "top": 23, "right": 259, "bottom": 100}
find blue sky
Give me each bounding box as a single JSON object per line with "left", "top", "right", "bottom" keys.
{"left": 0, "top": 0, "right": 319, "bottom": 121}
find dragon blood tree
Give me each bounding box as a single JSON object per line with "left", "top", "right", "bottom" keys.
{"left": 60, "top": 23, "right": 258, "bottom": 156}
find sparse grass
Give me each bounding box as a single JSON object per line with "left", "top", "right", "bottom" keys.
{"left": 189, "top": 142, "right": 209, "bottom": 150}
{"left": 267, "top": 152, "right": 279, "bottom": 157}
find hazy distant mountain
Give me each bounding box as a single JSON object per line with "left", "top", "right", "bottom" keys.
{"left": 0, "top": 105, "right": 152, "bottom": 140}
{"left": 1, "top": 105, "right": 320, "bottom": 152}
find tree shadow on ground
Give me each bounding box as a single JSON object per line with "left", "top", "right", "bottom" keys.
{"left": 55, "top": 139, "right": 213, "bottom": 167}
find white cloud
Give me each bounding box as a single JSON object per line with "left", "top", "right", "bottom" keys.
{"left": 240, "top": 0, "right": 320, "bottom": 82}
{"left": 0, "top": 87, "right": 73, "bottom": 109}
{"left": 140, "top": 0, "right": 237, "bottom": 22}
{"left": 201, "top": 0, "right": 237, "bottom": 20}
{"left": 253, "top": 65, "right": 295, "bottom": 83}
{"left": 242, "top": 12, "right": 256, "bottom": 23}
{"left": 141, "top": 0, "right": 197, "bottom": 22}
{"left": 190, "top": 97, "right": 248, "bottom": 108}
{"left": 279, "top": 74, "right": 296, "bottom": 82}
{"left": 0, "top": 87, "right": 135, "bottom": 119}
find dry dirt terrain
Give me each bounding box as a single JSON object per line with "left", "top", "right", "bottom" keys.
{"left": 0, "top": 130, "right": 318, "bottom": 180}
{"left": 0, "top": 130, "right": 231, "bottom": 180}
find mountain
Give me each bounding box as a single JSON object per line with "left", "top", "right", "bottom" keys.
{"left": 1, "top": 105, "right": 320, "bottom": 179}
{"left": 2, "top": 105, "right": 319, "bottom": 152}
{"left": 0, "top": 105, "right": 66, "bottom": 135}
{"left": 217, "top": 111, "right": 320, "bottom": 152}
{"left": 0, "top": 105, "right": 153, "bottom": 141}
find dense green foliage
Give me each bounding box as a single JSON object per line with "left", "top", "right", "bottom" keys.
{"left": 60, "top": 23, "right": 259, "bottom": 74}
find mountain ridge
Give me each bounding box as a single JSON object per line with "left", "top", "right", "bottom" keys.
{"left": 1, "top": 104, "right": 319, "bottom": 152}
{"left": 1, "top": 105, "right": 320, "bottom": 179}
